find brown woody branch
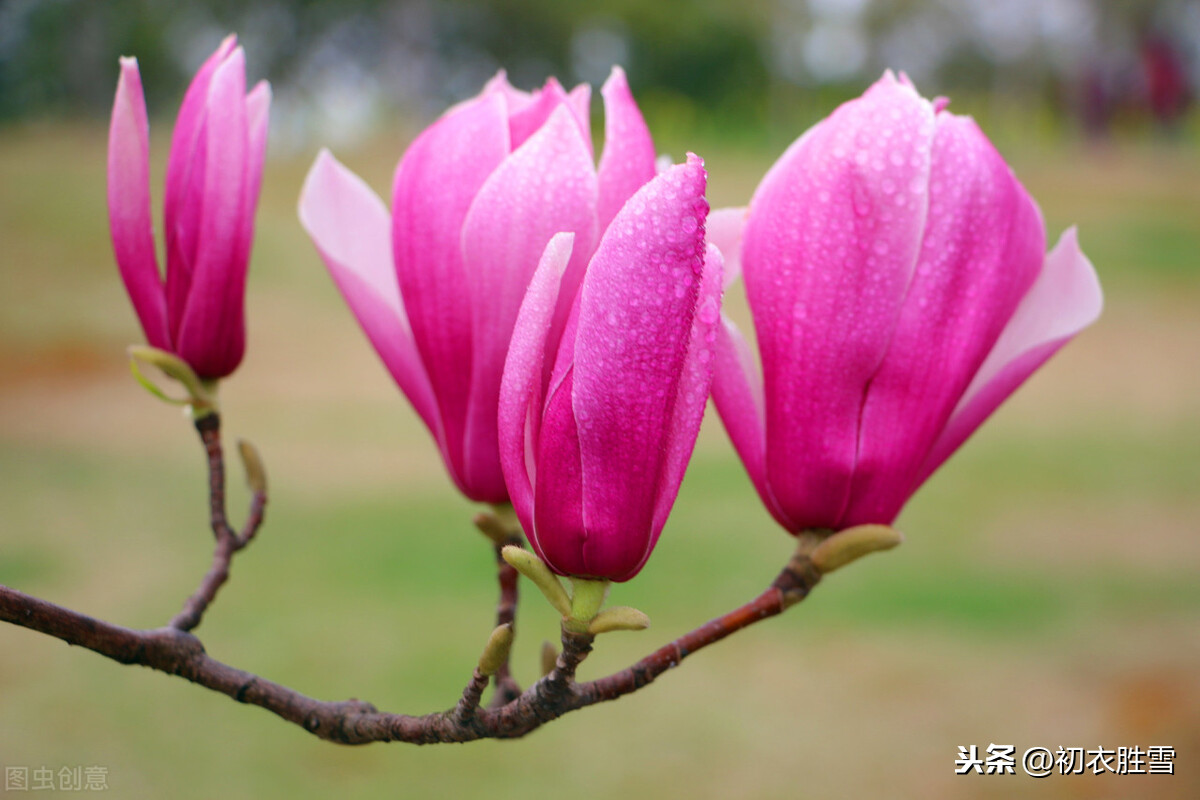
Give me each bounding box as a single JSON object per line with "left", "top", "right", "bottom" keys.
{"left": 0, "top": 543, "right": 821, "bottom": 744}
{"left": 169, "top": 414, "right": 267, "bottom": 632}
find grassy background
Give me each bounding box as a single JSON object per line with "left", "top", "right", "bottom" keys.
{"left": 1, "top": 115, "right": 1199, "bottom": 799}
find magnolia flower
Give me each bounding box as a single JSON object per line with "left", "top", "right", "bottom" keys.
{"left": 300, "top": 69, "right": 657, "bottom": 504}
{"left": 710, "top": 72, "right": 1103, "bottom": 534}
{"left": 499, "top": 155, "right": 722, "bottom": 582}
{"left": 108, "top": 35, "right": 270, "bottom": 380}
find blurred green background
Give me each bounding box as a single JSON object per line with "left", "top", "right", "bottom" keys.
{"left": 2, "top": 1, "right": 1199, "bottom": 798}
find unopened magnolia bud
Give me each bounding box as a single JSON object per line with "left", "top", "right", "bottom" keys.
{"left": 501, "top": 546, "right": 571, "bottom": 616}
{"left": 477, "top": 623, "right": 514, "bottom": 677}
{"left": 237, "top": 439, "right": 267, "bottom": 495}
{"left": 810, "top": 524, "right": 903, "bottom": 574}
{"left": 587, "top": 606, "right": 651, "bottom": 635}
{"left": 540, "top": 641, "right": 558, "bottom": 677}
{"left": 475, "top": 503, "right": 522, "bottom": 545}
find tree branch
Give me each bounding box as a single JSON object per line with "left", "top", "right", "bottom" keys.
{"left": 0, "top": 539, "right": 822, "bottom": 744}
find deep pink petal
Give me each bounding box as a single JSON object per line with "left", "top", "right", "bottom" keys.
{"left": 637, "top": 242, "right": 724, "bottom": 575}
{"left": 165, "top": 34, "right": 236, "bottom": 216}
{"left": 531, "top": 368, "right": 588, "bottom": 576}
{"left": 499, "top": 233, "right": 574, "bottom": 541}
{"left": 164, "top": 35, "right": 237, "bottom": 335}
{"left": 107, "top": 57, "right": 169, "bottom": 350}
{"left": 392, "top": 91, "right": 510, "bottom": 498}
{"left": 915, "top": 228, "right": 1102, "bottom": 485}
{"left": 842, "top": 112, "right": 1046, "bottom": 526}
{"left": 743, "top": 71, "right": 935, "bottom": 530}
{"left": 706, "top": 206, "right": 747, "bottom": 288}
{"left": 596, "top": 66, "right": 656, "bottom": 233}
{"left": 573, "top": 154, "right": 709, "bottom": 572}
{"left": 460, "top": 105, "right": 599, "bottom": 500}
{"left": 299, "top": 150, "right": 439, "bottom": 439}
{"left": 174, "top": 48, "right": 249, "bottom": 378}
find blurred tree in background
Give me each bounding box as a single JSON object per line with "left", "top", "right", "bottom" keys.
{"left": 1, "top": 0, "right": 1197, "bottom": 146}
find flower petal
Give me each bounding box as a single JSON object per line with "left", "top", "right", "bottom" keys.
{"left": 460, "top": 105, "right": 599, "bottom": 500}
{"left": 743, "top": 71, "right": 935, "bottom": 530}
{"left": 107, "top": 56, "right": 169, "bottom": 350}
{"left": 392, "top": 91, "right": 510, "bottom": 496}
{"left": 567, "top": 82, "right": 593, "bottom": 133}
{"left": 710, "top": 313, "right": 800, "bottom": 530}
{"left": 164, "top": 35, "right": 237, "bottom": 335}
{"left": 573, "top": 154, "right": 709, "bottom": 572}
{"left": 508, "top": 77, "right": 588, "bottom": 151}
{"left": 532, "top": 367, "right": 588, "bottom": 575}
{"left": 915, "top": 227, "right": 1102, "bottom": 485}
{"left": 499, "top": 233, "right": 574, "bottom": 542}
{"left": 596, "top": 66, "right": 656, "bottom": 233}
{"left": 640, "top": 242, "right": 724, "bottom": 571}
{"left": 174, "top": 47, "right": 249, "bottom": 378}
{"left": 299, "top": 150, "right": 439, "bottom": 438}
{"left": 482, "top": 69, "right": 534, "bottom": 113}
{"left": 706, "top": 206, "right": 747, "bottom": 288}
{"left": 843, "top": 112, "right": 1046, "bottom": 526}
{"left": 234, "top": 80, "right": 271, "bottom": 272}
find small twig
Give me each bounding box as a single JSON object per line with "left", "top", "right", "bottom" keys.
{"left": 169, "top": 414, "right": 267, "bottom": 632}
{"left": 453, "top": 669, "right": 491, "bottom": 725}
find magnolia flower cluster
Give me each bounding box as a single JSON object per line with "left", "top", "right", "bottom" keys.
{"left": 108, "top": 42, "right": 1102, "bottom": 586}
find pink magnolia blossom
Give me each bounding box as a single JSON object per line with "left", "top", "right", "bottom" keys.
{"left": 108, "top": 35, "right": 271, "bottom": 380}
{"left": 299, "top": 69, "right": 657, "bottom": 504}
{"left": 710, "top": 72, "right": 1103, "bottom": 534}
{"left": 499, "top": 155, "right": 722, "bottom": 582}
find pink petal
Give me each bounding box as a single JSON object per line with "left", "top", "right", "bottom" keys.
{"left": 460, "top": 105, "right": 599, "bottom": 500}
{"left": 392, "top": 91, "right": 510, "bottom": 498}
{"left": 163, "top": 35, "right": 237, "bottom": 334}
{"left": 596, "top": 67, "right": 656, "bottom": 232}
{"left": 531, "top": 368, "right": 588, "bottom": 575}
{"left": 567, "top": 82, "right": 593, "bottom": 140}
{"left": 706, "top": 206, "right": 747, "bottom": 288}
{"left": 107, "top": 56, "right": 169, "bottom": 350}
{"left": 508, "top": 77, "right": 573, "bottom": 151}
{"left": 299, "top": 150, "right": 439, "bottom": 439}
{"left": 482, "top": 70, "right": 534, "bottom": 113}
{"left": 174, "top": 47, "right": 249, "bottom": 379}
{"left": 842, "top": 112, "right": 1046, "bottom": 526}
{"left": 234, "top": 80, "right": 271, "bottom": 273}
{"left": 165, "top": 34, "right": 236, "bottom": 215}
{"left": 499, "top": 233, "right": 575, "bottom": 541}
{"left": 573, "top": 154, "right": 709, "bottom": 574}
{"left": 710, "top": 313, "right": 799, "bottom": 530}
{"left": 743, "top": 71, "right": 935, "bottom": 530}
{"left": 639, "top": 242, "right": 724, "bottom": 571}
{"left": 915, "top": 227, "right": 1102, "bottom": 485}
